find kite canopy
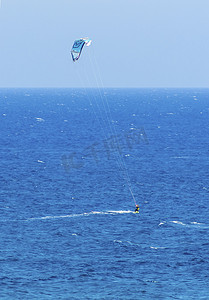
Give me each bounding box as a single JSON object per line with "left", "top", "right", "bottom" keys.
{"left": 71, "top": 38, "right": 92, "bottom": 62}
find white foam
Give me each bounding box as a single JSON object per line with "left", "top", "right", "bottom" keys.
{"left": 170, "top": 220, "right": 209, "bottom": 229}
{"left": 35, "top": 117, "right": 45, "bottom": 122}
{"left": 107, "top": 210, "right": 133, "bottom": 214}
{"left": 158, "top": 222, "right": 165, "bottom": 226}
{"left": 27, "top": 210, "right": 134, "bottom": 221}
{"left": 171, "top": 221, "right": 186, "bottom": 226}
{"left": 150, "top": 246, "right": 164, "bottom": 250}
{"left": 191, "top": 222, "right": 203, "bottom": 225}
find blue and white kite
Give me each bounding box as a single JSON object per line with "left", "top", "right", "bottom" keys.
{"left": 71, "top": 38, "right": 92, "bottom": 62}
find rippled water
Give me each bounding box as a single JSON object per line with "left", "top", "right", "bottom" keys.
{"left": 1, "top": 88, "right": 209, "bottom": 299}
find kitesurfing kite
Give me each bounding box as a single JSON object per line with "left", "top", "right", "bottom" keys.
{"left": 70, "top": 37, "right": 138, "bottom": 211}
{"left": 71, "top": 38, "right": 92, "bottom": 62}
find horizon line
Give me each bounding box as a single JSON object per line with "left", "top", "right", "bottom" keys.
{"left": 0, "top": 86, "right": 208, "bottom": 89}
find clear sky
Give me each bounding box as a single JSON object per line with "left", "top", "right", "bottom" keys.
{"left": 0, "top": 0, "right": 209, "bottom": 88}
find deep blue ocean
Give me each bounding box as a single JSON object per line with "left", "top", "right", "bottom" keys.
{"left": 1, "top": 88, "right": 209, "bottom": 299}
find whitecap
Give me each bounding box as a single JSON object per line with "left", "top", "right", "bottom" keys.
{"left": 35, "top": 117, "right": 45, "bottom": 122}
{"left": 171, "top": 221, "right": 186, "bottom": 226}
{"left": 150, "top": 246, "right": 166, "bottom": 250}
{"left": 158, "top": 222, "right": 165, "bottom": 226}
{"left": 190, "top": 222, "right": 203, "bottom": 225}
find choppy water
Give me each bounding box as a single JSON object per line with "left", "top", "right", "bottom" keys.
{"left": 1, "top": 88, "right": 209, "bottom": 299}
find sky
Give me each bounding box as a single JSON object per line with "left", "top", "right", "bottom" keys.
{"left": 0, "top": 0, "right": 209, "bottom": 88}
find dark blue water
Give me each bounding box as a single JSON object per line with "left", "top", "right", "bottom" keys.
{"left": 1, "top": 88, "right": 209, "bottom": 299}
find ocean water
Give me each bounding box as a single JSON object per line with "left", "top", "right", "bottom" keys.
{"left": 1, "top": 88, "right": 209, "bottom": 299}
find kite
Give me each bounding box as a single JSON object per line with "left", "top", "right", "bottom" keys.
{"left": 71, "top": 38, "right": 92, "bottom": 62}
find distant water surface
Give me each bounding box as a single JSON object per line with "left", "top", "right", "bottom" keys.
{"left": 0, "top": 88, "right": 209, "bottom": 299}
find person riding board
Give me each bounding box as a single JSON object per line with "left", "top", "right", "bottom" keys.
{"left": 135, "top": 204, "right": 139, "bottom": 213}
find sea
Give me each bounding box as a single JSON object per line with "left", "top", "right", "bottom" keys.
{"left": 0, "top": 88, "right": 209, "bottom": 299}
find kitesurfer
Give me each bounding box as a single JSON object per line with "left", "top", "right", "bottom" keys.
{"left": 135, "top": 204, "right": 139, "bottom": 213}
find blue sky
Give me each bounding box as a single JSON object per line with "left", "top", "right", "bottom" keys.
{"left": 0, "top": 0, "right": 209, "bottom": 88}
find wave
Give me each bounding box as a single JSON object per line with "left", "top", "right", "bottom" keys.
{"left": 114, "top": 240, "right": 167, "bottom": 250}
{"left": 159, "top": 220, "right": 209, "bottom": 229}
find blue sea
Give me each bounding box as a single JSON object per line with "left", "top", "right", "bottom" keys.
{"left": 1, "top": 88, "right": 209, "bottom": 299}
